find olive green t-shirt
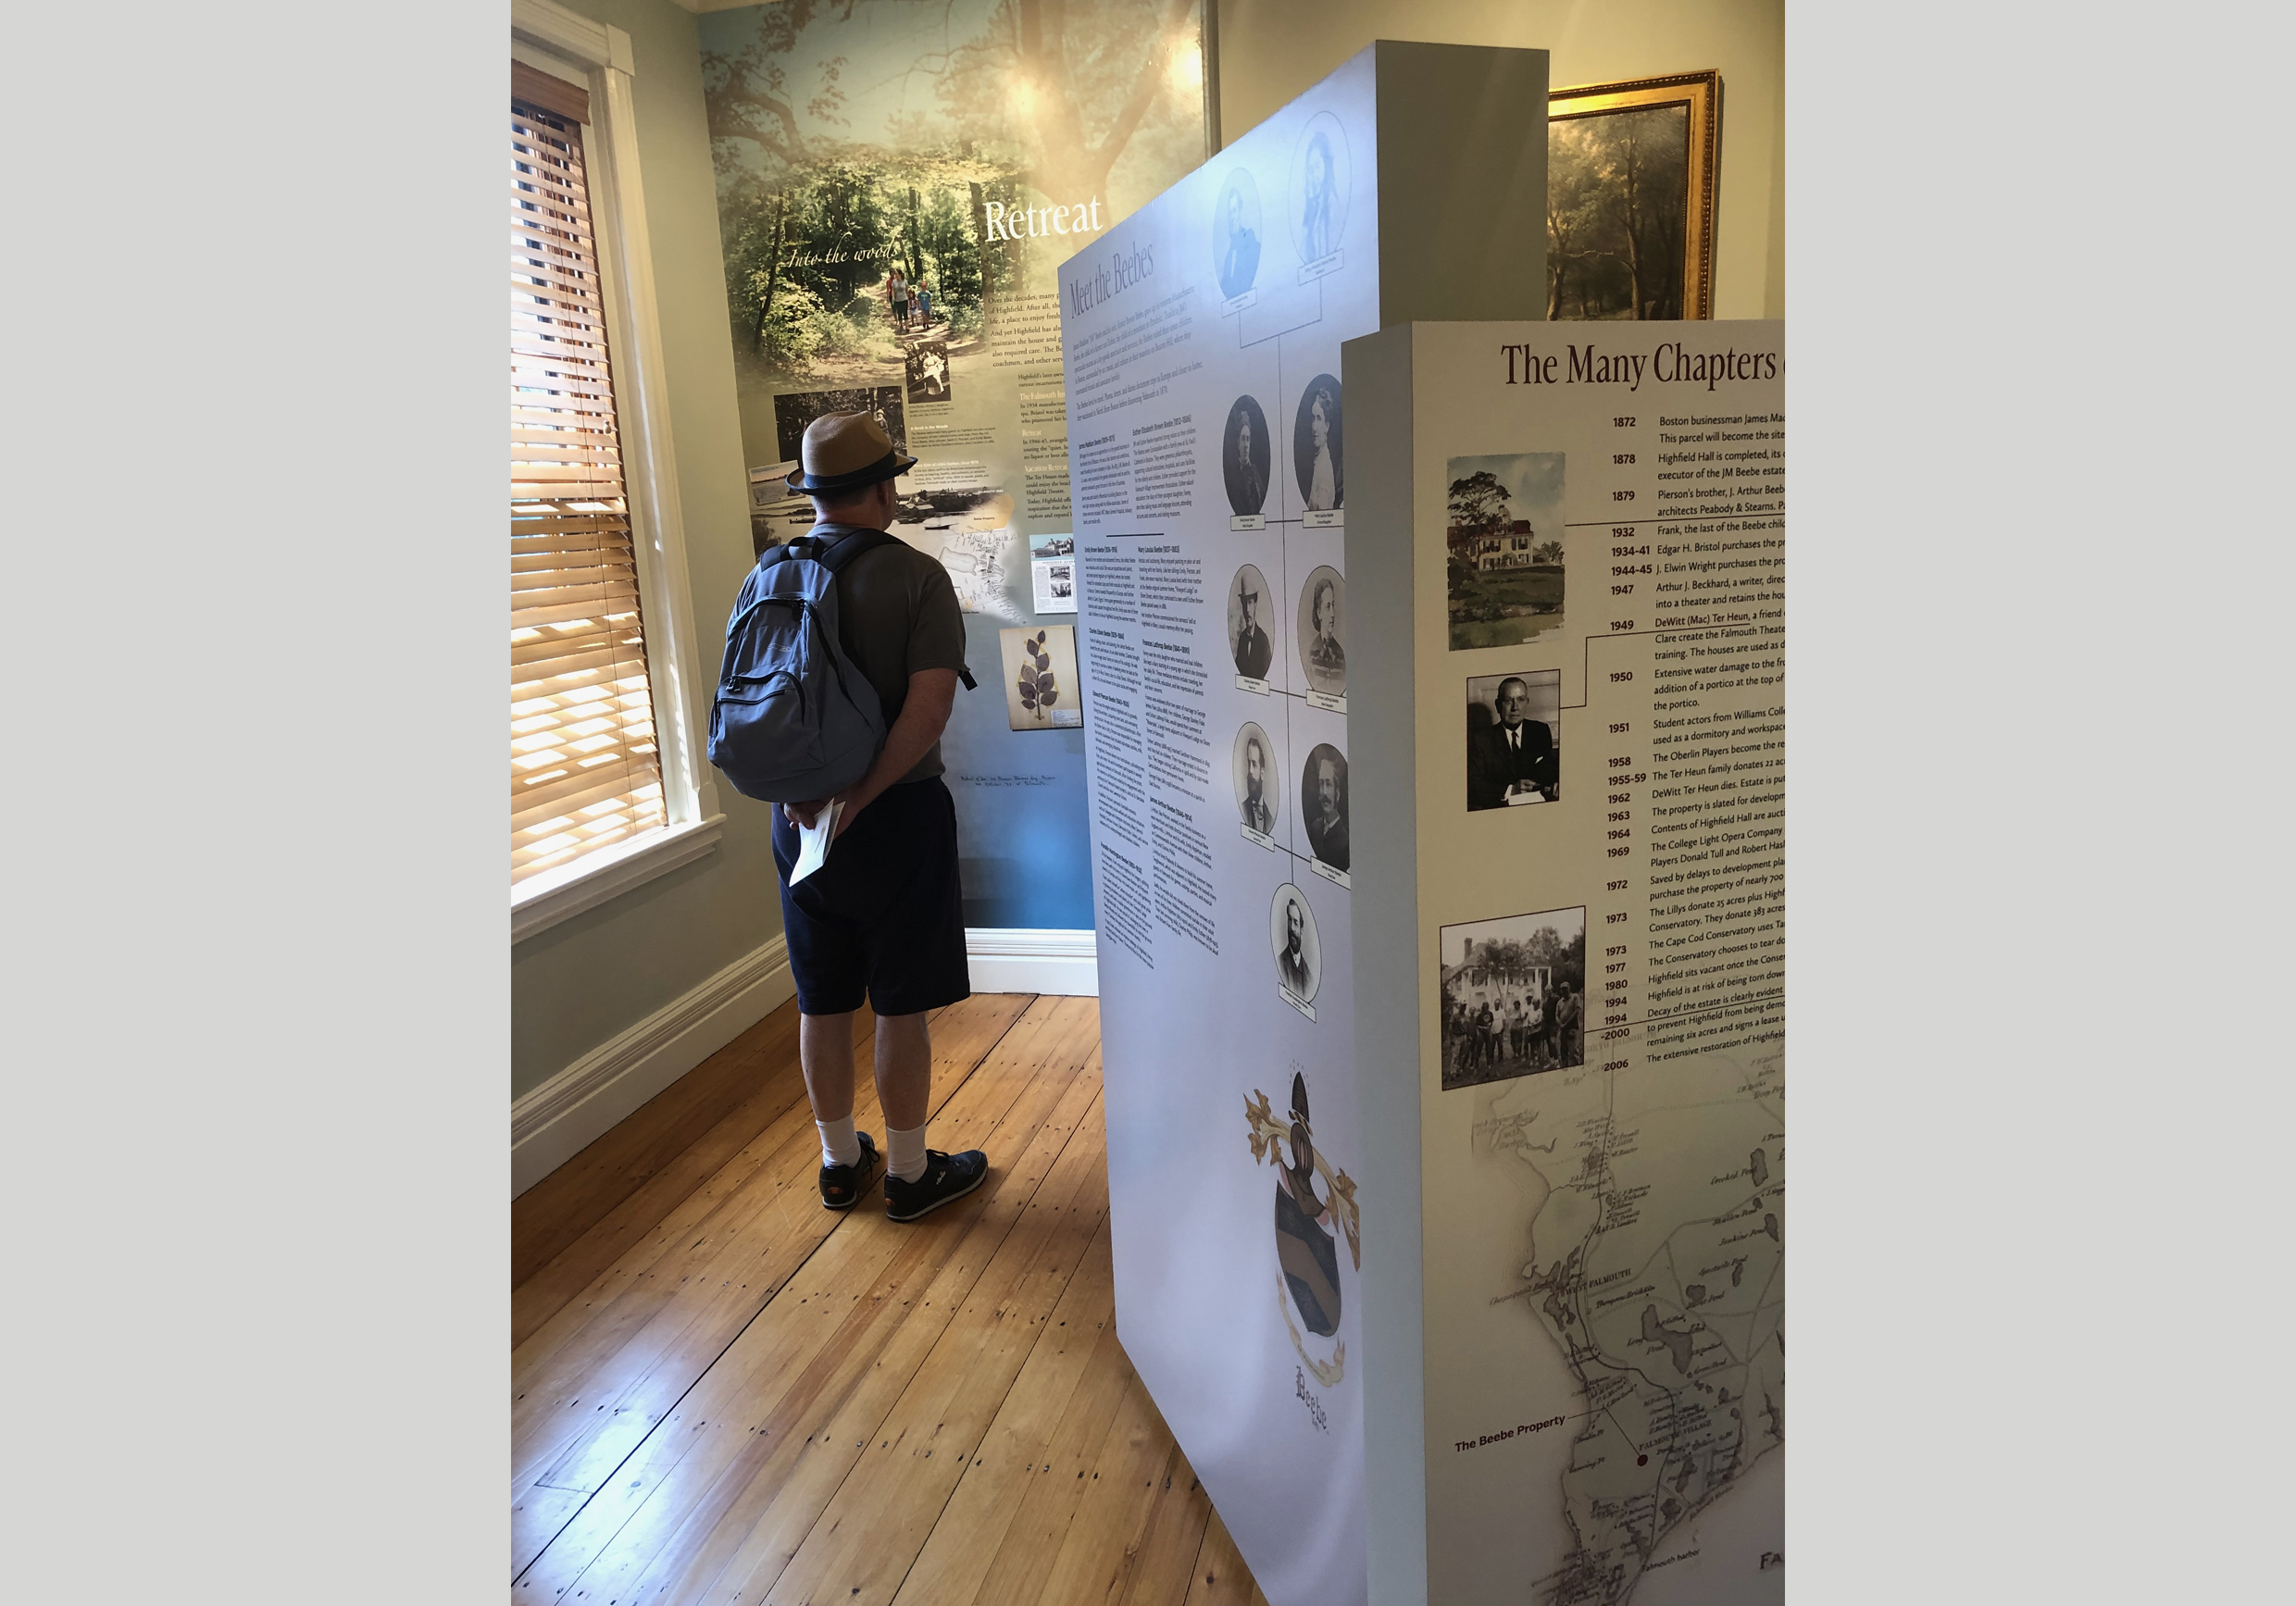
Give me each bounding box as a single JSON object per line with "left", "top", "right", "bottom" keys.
{"left": 813, "top": 523, "right": 970, "bottom": 784}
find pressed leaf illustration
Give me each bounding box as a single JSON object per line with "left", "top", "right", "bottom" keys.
{"left": 1015, "top": 629, "right": 1058, "bottom": 719}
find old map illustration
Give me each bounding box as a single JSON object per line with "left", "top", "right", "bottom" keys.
{"left": 1485, "top": 1048, "right": 1783, "bottom": 1604}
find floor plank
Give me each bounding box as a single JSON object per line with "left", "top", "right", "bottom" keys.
{"left": 1182, "top": 1509, "right": 1271, "bottom": 1606}
{"left": 509, "top": 992, "right": 1271, "bottom": 1606}
{"left": 509, "top": 994, "right": 1032, "bottom": 1505}
{"left": 517, "top": 1000, "right": 1092, "bottom": 1603}
{"left": 511, "top": 998, "right": 826, "bottom": 1289}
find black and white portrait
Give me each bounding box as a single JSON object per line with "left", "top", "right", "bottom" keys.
{"left": 1234, "top": 721, "right": 1279, "bottom": 838}
{"left": 1301, "top": 743, "right": 1349, "bottom": 874}
{"left": 1222, "top": 395, "right": 1272, "bottom": 517}
{"left": 770, "top": 385, "right": 905, "bottom": 464}
{"left": 1439, "top": 906, "right": 1587, "bottom": 1089}
{"left": 1296, "top": 566, "right": 1346, "bottom": 699}
{"left": 1270, "top": 883, "right": 1322, "bottom": 1007}
{"left": 903, "top": 340, "right": 952, "bottom": 405}
{"left": 1228, "top": 564, "right": 1274, "bottom": 681}
{"left": 1465, "top": 670, "right": 1561, "bottom": 810}
{"left": 1293, "top": 376, "right": 1342, "bottom": 512}
{"left": 1290, "top": 111, "right": 1351, "bottom": 266}
{"left": 1214, "top": 168, "right": 1263, "bottom": 300}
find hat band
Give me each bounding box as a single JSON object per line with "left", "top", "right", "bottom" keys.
{"left": 791, "top": 447, "right": 912, "bottom": 494}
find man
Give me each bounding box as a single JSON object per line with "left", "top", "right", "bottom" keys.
{"left": 1232, "top": 574, "right": 1272, "bottom": 679}
{"left": 775, "top": 410, "right": 989, "bottom": 1222}
{"left": 1472, "top": 1000, "right": 1496, "bottom": 1073}
{"left": 1466, "top": 676, "right": 1558, "bottom": 811}
{"left": 1242, "top": 733, "right": 1275, "bottom": 834}
{"left": 1230, "top": 410, "right": 1266, "bottom": 513}
{"left": 1304, "top": 752, "right": 1349, "bottom": 872}
{"left": 1279, "top": 895, "right": 1312, "bottom": 999}
{"left": 1218, "top": 184, "right": 1261, "bottom": 299}
{"left": 1306, "top": 575, "right": 1345, "bottom": 689}
{"left": 1555, "top": 982, "right": 1583, "bottom": 1068}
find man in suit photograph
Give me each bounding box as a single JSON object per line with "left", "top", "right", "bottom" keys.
{"left": 1233, "top": 574, "right": 1272, "bottom": 679}
{"left": 1304, "top": 751, "right": 1349, "bottom": 872}
{"left": 1242, "top": 733, "right": 1275, "bottom": 834}
{"left": 1467, "top": 676, "right": 1558, "bottom": 810}
{"left": 1228, "top": 407, "right": 1267, "bottom": 513}
{"left": 1278, "top": 896, "right": 1312, "bottom": 998}
{"left": 1218, "top": 182, "right": 1260, "bottom": 299}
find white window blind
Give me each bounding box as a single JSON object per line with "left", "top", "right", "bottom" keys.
{"left": 510, "top": 89, "right": 665, "bottom": 886}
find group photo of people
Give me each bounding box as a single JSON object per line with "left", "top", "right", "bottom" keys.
{"left": 880, "top": 266, "right": 939, "bottom": 336}
{"left": 1437, "top": 906, "right": 1587, "bottom": 1089}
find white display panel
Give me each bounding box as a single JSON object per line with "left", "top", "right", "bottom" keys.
{"left": 1351, "top": 321, "right": 1785, "bottom": 1606}
{"left": 1057, "top": 47, "right": 1378, "bottom": 1606}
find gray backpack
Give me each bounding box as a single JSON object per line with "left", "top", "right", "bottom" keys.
{"left": 706, "top": 529, "right": 900, "bottom": 803}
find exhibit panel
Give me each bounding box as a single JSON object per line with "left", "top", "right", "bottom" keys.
{"left": 1350, "top": 320, "right": 1785, "bottom": 1606}
{"left": 697, "top": 0, "right": 1217, "bottom": 929}
{"left": 1057, "top": 43, "right": 1552, "bottom": 1606}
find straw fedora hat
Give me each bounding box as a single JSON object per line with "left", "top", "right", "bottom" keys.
{"left": 785, "top": 410, "right": 917, "bottom": 494}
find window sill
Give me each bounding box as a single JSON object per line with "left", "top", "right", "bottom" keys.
{"left": 511, "top": 814, "right": 725, "bottom": 944}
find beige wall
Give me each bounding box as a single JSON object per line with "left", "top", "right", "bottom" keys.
{"left": 1217, "top": 0, "right": 1784, "bottom": 317}
{"left": 512, "top": 0, "right": 780, "bottom": 1102}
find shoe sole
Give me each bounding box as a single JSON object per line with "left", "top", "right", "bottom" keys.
{"left": 884, "top": 1164, "right": 989, "bottom": 1223}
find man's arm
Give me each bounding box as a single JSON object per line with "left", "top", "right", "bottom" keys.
{"left": 785, "top": 666, "right": 960, "bottom": 836}
{"left": 1466, "top": 728, "right": 1502, "bottom": 810}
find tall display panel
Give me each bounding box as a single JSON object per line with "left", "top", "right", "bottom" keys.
{"left": 1055, "top": 44, "right": 1552, "bottom": 1606}
{"left": 1350, "top": 321, "right": 1785, "bottom": 1606}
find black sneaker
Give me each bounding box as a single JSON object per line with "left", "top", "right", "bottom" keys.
{"left": 818, "top": 1131, "right": 880, "bottom": 1211}
{"left": 883, "top": 1149, "right": 990, "bottom": 1222}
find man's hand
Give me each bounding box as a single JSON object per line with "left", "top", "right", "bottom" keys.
{"left": 785, "top": 788, "right": 874, "bottom": 839}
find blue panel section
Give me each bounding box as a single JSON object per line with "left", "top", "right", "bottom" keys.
{"left": 941, "top": 610, "right": 1097, "bottom": 930}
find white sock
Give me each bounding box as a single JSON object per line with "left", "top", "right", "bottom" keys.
{"left": 817, "top": 1115, "right": 861, "bottom": 1169}
{"left": 887, "top": 1123, "right": 929, "bottom": 1183}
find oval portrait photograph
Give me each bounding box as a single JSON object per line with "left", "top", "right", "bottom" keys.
{"left": 1222, "top": 394, "right": 1272, "bottom": 516}
{"left": 1234, "top": 721, "right": 1279, "bottom": 837}
{"left": 1293, "top": 375, "right": 1342, "bottom": 511}
{"left": 1270, "top": 882, "right": 1321, "bottom": 1005}
{"left": 1213, "top": 166, "right": 1263, "bottom": 300}
{"left": 1299, "top": 742, "right": 1350, "bottom": 874}
{"left": 1295, "top": 566, "right": 1345, "bottom": 698}
{"left": 1289, "top": 110, "right": 1352, "bottom": 266}
{"left": 1228, "top": 564, "right": 1275, "bottom": 681}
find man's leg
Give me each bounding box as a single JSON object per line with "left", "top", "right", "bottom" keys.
{"left": 873, "top": 1009, "right": 931, "bottom": 1161}
{"left": 800, "top": 1010, "right": 864, "bottom": 1169}
{"left": 878, "top": 1005, "right": 989, "bottom": 1218}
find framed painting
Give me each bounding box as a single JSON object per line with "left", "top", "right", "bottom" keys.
{"left": 1547, "top": 70, "right": 1722, "bottom": 320}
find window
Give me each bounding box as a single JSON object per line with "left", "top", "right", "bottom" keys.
{"left": 510, "top": 83, "right": 664, "bottom": 884}
{"left": 507, "top": 1, "right": 723, "bottom": 943}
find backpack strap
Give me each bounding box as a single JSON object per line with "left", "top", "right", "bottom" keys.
{"left": 782, "top": 529, "right": 979, "bottom": 691}
{"left": 811, "top": 528, "right": 901, "bottom": 574}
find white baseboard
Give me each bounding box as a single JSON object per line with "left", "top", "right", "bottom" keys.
{"left": 967, "top": 927, "right": 1099, "bottom": 997}
{"left": 512, "top": 934, "right": 793, "bottom": 1197}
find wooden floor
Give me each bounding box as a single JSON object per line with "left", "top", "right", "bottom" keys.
{"left": 512, "top": 992, "right": 1270, "bottom": 1606}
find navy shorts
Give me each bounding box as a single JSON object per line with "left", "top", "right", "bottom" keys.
{"left": 772, "top": 777, "right": 972, "bottom": 1018}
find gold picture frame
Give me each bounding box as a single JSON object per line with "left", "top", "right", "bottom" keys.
{"left": 1548, "top": 70, "right": 1723, "bottom": 320}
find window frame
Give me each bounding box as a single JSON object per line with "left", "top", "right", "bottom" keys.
{"left": 510, "top": 0, "right": 723, "bottom": 943}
